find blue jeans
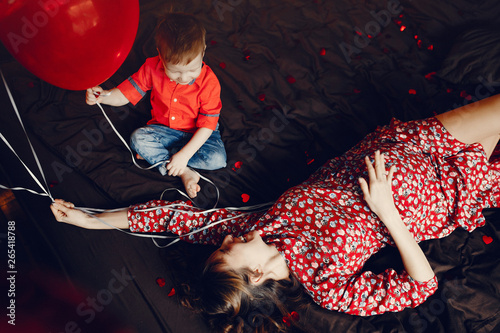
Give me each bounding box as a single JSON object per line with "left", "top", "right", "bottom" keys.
{"left": 130, "top": 124, "right": 227, "bottom": 175}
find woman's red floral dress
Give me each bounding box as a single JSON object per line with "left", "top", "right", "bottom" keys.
{"left": 128, "top": 117, "right": 500, "bottom": 316}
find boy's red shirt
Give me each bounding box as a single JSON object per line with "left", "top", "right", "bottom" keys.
{"left": 117, "top": 56, "right": 221, "bottom": 133}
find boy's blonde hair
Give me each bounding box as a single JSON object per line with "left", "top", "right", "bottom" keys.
{"left": 155, "top": 13, "right": 206, "bottom": 65}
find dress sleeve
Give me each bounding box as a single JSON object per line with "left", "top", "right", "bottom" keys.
{"left": 317, "top": 269, "right": 438, "bottom": 316}
{"left": 127, "top": 200, "right": 262, "bottom": 246}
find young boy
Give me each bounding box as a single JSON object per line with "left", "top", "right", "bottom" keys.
{"left": 86, "top": 13, "right": 227, "bottom": 198}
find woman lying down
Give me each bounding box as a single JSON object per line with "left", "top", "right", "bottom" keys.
{"left": 51, "top": 94, "right": 500, "bottom": 332}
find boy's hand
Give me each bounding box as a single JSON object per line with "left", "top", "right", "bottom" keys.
{"left": 358, "top": 150, "right": 397, "bottom": 220}
{"left": 86, "top": 86, "right": 109, "bottom": 105}
{"left": 166, "top": 152, "right": 190, "bottom": 177}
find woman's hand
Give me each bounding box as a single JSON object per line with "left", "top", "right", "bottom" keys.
{"left": 50, "top": 199, "right": 93, "bottom": 228}
{"left": 50, "top": 199, "right": 129, "bottom": 229}
{"left": 358, "top": 150, "right": 397, "bottom": 219}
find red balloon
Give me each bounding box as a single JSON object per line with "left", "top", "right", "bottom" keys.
{"left": 0, "top": 0, "right": 139, "bottom": 90}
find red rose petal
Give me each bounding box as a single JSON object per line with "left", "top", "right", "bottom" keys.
{"left": 258, "top": 94, "right": 266, "bottom": 101}
{"left": 408, "top": 89, "right": 417, "bottom": 95}
{"left": 483, "top": 235, "right": 493, "bottom": 244}
{"left": 241, "top": 193, "right": 250, "bottom": 202}
{"left": 319, "top": 48, "right": 326, "bottom": 56}
{"left": 234, "top": 161, "right": 242, "bottom": 169}
{"left": 283, "top": 316, "right": 291, "bottom": 327}
{"left": 290, "top": 311, "right": 300, "bottom": 321}
{"left": 168, "top": 288, "right": 176, "bottom": 297}
{"left": 156, "top": 277, "right": 166, "bottom": 287}
{"left": 286, "top": 75, "right": 296, "bottom": 84}
{"left": 400, "top": 25, "right": 406, "bottom": 32}
{"left": 425, "top": 72, "right": 436, "bottom": 80}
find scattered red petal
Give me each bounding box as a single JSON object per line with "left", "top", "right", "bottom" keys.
{"left": 367, "top": 34, "right": 373, "bottom": 39}
{"left": 244, "top": 55, "right": 250, "bottom": 61}
{"left": 425, "top": 72, "right": 436, "bottom": 80}
{"left": 400, "top": 25, "right": 406, "bottom": 32}
{"left": 414, "top": 35, "right": 419, "bottom": 40}
{"left": 234, "top": 161, "right": 242, "bottom": 169}
{"left": 241, "top": 193, "right": 250, "bottom": 203}
{"left": 408, "top": 89, "right": 417, "bottom": 95}
{"left": 307, "top": 158, "right": 315, "bottom": 165}
{"left": 168, "top": 288, "right": 176, "bottom": 297}
{"left": 286, "top": 75, "right": 296, "bottom": 84}
{"left": 394, "top": 19, "right": 402, "bottom": 25}
{"left": 355, "top": 30, "right": 363, "bottom": 36}
{"left": 219, "top": 62, "right": 226, "bottom": 69}
{"left": 290, "top": 311, "right": 300, "bottom": 321}
{"left": 258, "top": 94, "right": 266, "bottom": 101}
{"left": 353, "top": 88, "right": 361, "bottom": 94}
{"left": 417, "top": 40, "right": 423, "bottom": 48}
{"left": 320, "top": 48, "right": 326, "bottom": 56}
{"left": 446, "top": 88, "right": 453, "bottom": 93}
{"left": 460, "top": 90, "right": 468, "bottom": 98}
{"left": 283, "top": 316, "right": 291, "bottom": 327}
{"left": 399, "top": 14, "right": 404, "bottom": 18}
{"left": 483, "top": 235, "right": 493, "bottom": 244}
{"left": 156, "top": 277, "right": 166, "bottom": 287}
{"left": 427, "top": 44, "right": 434, "bottom": 51}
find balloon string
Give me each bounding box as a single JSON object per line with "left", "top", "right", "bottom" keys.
{"left": 0, "top": 70, "right": 54, "bottom": 201}
{"left": 95, "top": 102, "right": 220, "bottom": 207}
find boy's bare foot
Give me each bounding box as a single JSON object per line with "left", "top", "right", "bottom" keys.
{"left": 180, "top": 168, "right": 201, "bottom": 198}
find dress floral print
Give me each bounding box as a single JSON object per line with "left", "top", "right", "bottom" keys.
{"left": 128, "top": 117, "right": 500, "bottom": 316}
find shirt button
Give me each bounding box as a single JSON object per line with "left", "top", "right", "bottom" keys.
{"left": 173, "top": 98, "right": 178, "bottom": 102}
{"left": 171, "top": 116, "right": 175, "bottom": 120}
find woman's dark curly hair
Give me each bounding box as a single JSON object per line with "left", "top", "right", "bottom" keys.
{"left": 179, "top": 257, "right": 312, "bottom": 333}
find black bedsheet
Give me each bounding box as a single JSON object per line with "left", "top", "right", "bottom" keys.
{"left": 1, "top": 0, "right": 500, "bottom": 332}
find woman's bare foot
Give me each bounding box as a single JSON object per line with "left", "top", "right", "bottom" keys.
{"left": 180, "top": 168, "right": 201, "bottom": 198}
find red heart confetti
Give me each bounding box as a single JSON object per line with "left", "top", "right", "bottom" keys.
{"left": 483, "top": 235, "right": 493, "bottom": 244}
{"left": 168, "top": 287, "right": 176, "bottom": 297}
{"left": 241, "top": 193, "right": 250, "bottom": 203}
{"left": 156, "top": 277, "right": 166, "bottom": 287}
